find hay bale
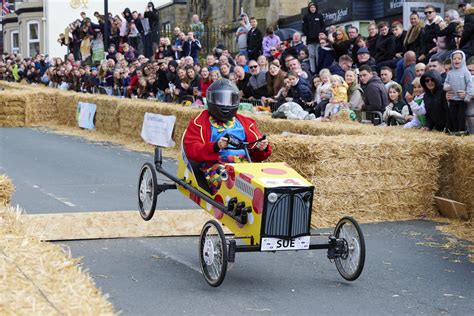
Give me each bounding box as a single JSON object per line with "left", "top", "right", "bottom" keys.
{"left": 268, "top": 133, "right": 447, "bottom": 227}
{"left": 0, "top": 205, "right": 115, "bottom": 315}
{"left": 0, "top": 174, "right": 14, "bottom": 205}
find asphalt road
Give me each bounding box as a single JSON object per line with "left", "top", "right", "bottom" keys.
{"left": 1, "top": 127, "right": 473, "bottom": 315}
{"left": 0, "top": 127, "right": 196, "bottom": 213}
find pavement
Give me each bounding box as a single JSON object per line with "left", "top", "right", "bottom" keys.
{"left": 1, "top": 127, "right": 473, "bottom": 315}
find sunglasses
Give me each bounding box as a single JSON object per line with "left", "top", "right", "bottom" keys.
{"left": 424, "top": 11, "right": 434, "bottom": 14}
{"left": 249, "top": 65, "right": 258, "bottom": 69}
{"left": 425, "top": 78, "right": 435, "bottom": 83}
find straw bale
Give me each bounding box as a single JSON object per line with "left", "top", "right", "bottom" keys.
{"left": 0, "top": 206, "right": 115, "bottom": 315}
{"left": 22, "top": 210, "right": 215, "bottom": 241}
{"left": 0, "top": 174, "right": 15, "bottom": 206}
{"left": 268, "top": 134, "right": 447, "bottom": 227}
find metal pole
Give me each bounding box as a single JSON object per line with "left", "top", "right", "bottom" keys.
{"left": 103, "top": 0, "right": 109, "bottom": 51}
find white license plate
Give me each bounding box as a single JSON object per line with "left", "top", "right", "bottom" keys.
{"left": 261, "top": 236, "right": 310, "bottom": 251}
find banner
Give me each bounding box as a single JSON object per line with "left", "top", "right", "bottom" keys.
{"left": 141, "top": 113, "right": 176, "bottom": 147}
{"left": 76, "top": 102, "right": 96, "bottom": 130}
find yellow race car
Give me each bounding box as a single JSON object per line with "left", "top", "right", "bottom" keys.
{"left": 138, "top": 133, "right": 365, "bottom": 287}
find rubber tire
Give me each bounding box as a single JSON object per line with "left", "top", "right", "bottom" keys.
{"left": 199, "top": 220, "right": 228, "bottom": 287}
{"left": 137, "top": 162, "right": 158, "bottom": 221}
{"left": 334, "top": 216, "right": 366, "bottom": 281}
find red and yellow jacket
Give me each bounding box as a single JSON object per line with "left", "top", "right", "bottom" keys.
{"left": 183, "top": 110, "right": 272, "bottom": 162}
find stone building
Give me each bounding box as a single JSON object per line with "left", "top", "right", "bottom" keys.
{"left": 157, "top": 0, "right": 188, "bottom": 35}
{"left": 184, "top": 0, "right": 307, "bottom": 53}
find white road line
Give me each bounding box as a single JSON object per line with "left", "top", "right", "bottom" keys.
{"left": 28, "top": 182, "right": 77, "bottom": 208}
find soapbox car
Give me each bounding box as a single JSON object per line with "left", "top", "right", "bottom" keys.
{"left": 137, "top": 134, "right": 365, "bottom": 287}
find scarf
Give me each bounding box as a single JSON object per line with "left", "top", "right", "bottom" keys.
{"left": 404, "top": 21, "right": 424, "bottom": 47}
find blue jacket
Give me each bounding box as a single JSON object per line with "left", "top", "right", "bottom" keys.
{"left": 288, "top": 78, "right": 313, "bottom": 106}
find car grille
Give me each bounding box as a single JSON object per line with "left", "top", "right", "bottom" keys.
{"left": 262, "top": 187, "right": 313, "bottom": 239}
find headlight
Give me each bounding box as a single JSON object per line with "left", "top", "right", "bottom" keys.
{"left": 267, "top": 192, "right": 278, "bottom": 203}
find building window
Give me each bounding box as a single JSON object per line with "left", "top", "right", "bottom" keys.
{"left": 11, "top": 31, "right": 19, "bottom": 54}
{"left": 255, "top": 0, "right": 269, "bottom": 7}
{"left": 27, "top": 21, "right": 40, "bottom": 57}
{"left": 163, "top": 22, "right": 171, "bottom": 34}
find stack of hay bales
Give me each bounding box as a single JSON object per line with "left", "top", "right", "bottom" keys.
{"left": 269, "top": 133, "right": 447, "bottom": 227}
{"left": 0, "top": 91, "right": 27, "bottom": 127}
{"left": 0, "top": 174, "right": 115, "bottom": 314}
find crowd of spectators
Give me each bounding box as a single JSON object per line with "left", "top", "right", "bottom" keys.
{"left": 0, "top": 1, "right": 473, "bottom": 133}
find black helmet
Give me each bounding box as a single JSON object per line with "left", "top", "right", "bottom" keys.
{"left": 206, "top": 78, "right": 240, "bottom": 121}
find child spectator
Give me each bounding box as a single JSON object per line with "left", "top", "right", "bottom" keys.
{"left": 313, "top": 69, "right": 332, "bottom": 117}
{"left": 404, "top": 78, "right": 426, "bottom": 128}
{"left": 443, "top": 50, "right": 474, "bottom": 132}
{"left": 323, "top": 75, "right": 348, "bottom": 119}
{"left": 383, "top": 83, "right": 410, "bottom": 125}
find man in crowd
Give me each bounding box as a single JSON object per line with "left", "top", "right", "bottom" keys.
{"left": 288, "top": 32, "right": 306, "bottom": 58}
{"left": 247, "top": 17, "right": 263, "bottom": 61}
{"left": 428, "top": 57, "right": 447, "bottom": 83}
{"left": 355, "top": 47, "right": 377, "bottom": 71}
{"left": 182, "top": 32, "right": 201, "bottom": 65}
{"left": 359, "top": 65, "right": 388, "bottom": 113}
{"left": 379, "top": 66, "right": 397, "bottom": 90}
{"left": 420, "top": 4, "right": 443, "bottom": 62}
{"left": 302, "top": 1, "right": 326, "bottom": 74}
{"left": 347, "top": 26, "right": 360, "bottom": 63}
{"left": 236, "top": 14, "right": 251, "bottom": 58}
{"left": 401, "top": 51, "right": 417, "bottom": 95}
{"left": 329, "top": 55, "right": 353, "bottom": 78}
{"left": 234, "top": 65, "right": 252, "bottom": 98}
{"left": 247, "top": 60, "right": 268, "bottom": 99}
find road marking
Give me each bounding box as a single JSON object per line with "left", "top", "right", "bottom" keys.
{"left": 27, "top": 182, "right": 76, "bottom": 208}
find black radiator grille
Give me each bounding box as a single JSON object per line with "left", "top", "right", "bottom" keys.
{"left": 262, "top": 187, "right": 313, "bottom": 239}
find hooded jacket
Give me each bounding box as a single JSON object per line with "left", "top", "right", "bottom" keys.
{"left": 422, "top": 15, "right": 443, "bottom": 55}
{"left": 361, "top": 75, "right": 388, "bottom": 112}
{"left": 443, "top": 50, "right": 474, "bottom": 102}
{"left": 302, "top": 2, "right": 326, "bottom": 44}
{"left": 420, "top": 70, "right": 448, "bottom": 131}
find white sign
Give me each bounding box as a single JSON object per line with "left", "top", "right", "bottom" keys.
{"left": 141, "top": 113, "right": 176, "bottom": 147}
{"left": 76, "top": 102, "right": 96, "bottom": 129}
{"left": 261, "top": 236, "right": 310, "bottom": 251}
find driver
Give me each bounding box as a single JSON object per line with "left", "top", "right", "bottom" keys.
{"left": 184, "top": 78, "right": 271, "bottom": 194}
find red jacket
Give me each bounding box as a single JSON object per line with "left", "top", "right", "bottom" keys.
{"left": 183, "top": 110, "right": 271, "bottom": 162}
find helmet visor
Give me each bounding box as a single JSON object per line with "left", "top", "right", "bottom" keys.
{"left": 207, "top": 90, "right": 240, "bottom": 107}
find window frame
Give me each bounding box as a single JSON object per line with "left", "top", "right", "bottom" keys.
{"left": 11, "top": 30, "right": 20, "bottom": 54}
{"left": 27, "top": 20, "right": 40, "bottom": 57}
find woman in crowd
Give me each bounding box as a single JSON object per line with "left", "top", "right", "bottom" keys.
{"left": 331, "top": 27, "right": 351, "bottom": 61}
{"left": 419, "top": 70, "right": 449, "bottom": 131}
{"left": 257, "top": 55, "right": 269, "bottom": 72}
{"left": 199, "top": 67, "right": 212, "bottom": 97}
{"left": 262, "top": 60, "right": 287, "bottom": 106}
{"left": 220, "top": 63, "right": 232, "bottom": 79}
{"left": 344, "top": 70, "right": 364, "bottom": 111}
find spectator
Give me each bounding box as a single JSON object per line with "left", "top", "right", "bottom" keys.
{"left": 420, "top": 5, "right": 443, "bottom": 62}
{"left": 247, "top": 17, "right": 263, "bottom": 61}
{"left": 264, "top": 60, "right": 287, "bottom": 102}
{"left": 172, "top": 28, "right": 184, "bottom": 60}
{"left": 383, "top": 83, "right": 410, "bottom": 125}
{"left": 367, "top": 23, "right": 379, "bottom": 56}
{"left": 420, "top": 70, "right": 448, "bottom": 131}
{"left": 374, "top": 21, "right": 396, "bottom": 67}
{"left": 234, "top": 65, "right": 252, "bottom": 98}
{"left": 428, "top": 57, "right": 447, "bottom": 83}
{"left": 298, "top": 48, "right": 312, "bottom": 76}
{"left": 401, "top": 51, "right": 417, "bottom": 95}
{"left": 257, "top": 55, "right": 269, "bottom": 72}
{"left": 199, "top": 67, "right": 212, "bottom": 97}
{"left": 359, "top": 65, "right": 388, "bottom": 112}
{"left": 404, "top": 77, "right": 427, "bottom": 129}
{"left": 236, "top": 14, "right": 251, "bottom": 58}
{"left": 190, "top": 14, "right": 204, "bottom": 40}
{"left": 206, "top": 54, "right": 220, "bottom": 72}
{"left": 415, "top": 62, "right": 426, "bottom": 77}
{"left": 331, "top": 28, "right": 351, "bottom": 61}
{"left": 286, "top": 71, "right": 313, "bottom": 108}
{"left": 220, "top": 63, "right": 232, "bottom": 79}
{"left": 236, "top": 54, "right": 249, "bottom": 72}
{"left": 262, "top": 27, "right": 281, "bottom": 58}
{"left": 182, "top": 32, "right": 201, "bottom": 65}
{"left": 144, "top": 2, "right": 160, "bottom": 57}
{"left": 302, "top": 1, "right": 326, "bottom": 74}
{"left": 404, "top": 12, "right": 425, "bottom": 58}
{"left": 329, "top": 54, "right": 353, "bottom": 78}
{"left": 347, "top": 26, "right": 361, "bottom": 63}
{"left": 379, "top": 66, "right": 397, "bottom": 90}
{"left": 443, "top": 50, "right": 474, "bottom": 132}
{"left": 287, "top": 58, "right": 309, "bottom": 80}
{"left": 316, "top": 37, "right": 335, "bottom": 74}
{"left": 323, "top": 75, "right": 349, "bottom": 119}
{"left": 430, "top": 35, "right": 451, "bottom": 62}
{"left": 460, "top": 4, "right": 474, "bottom": 59}
{"left": 288, "top": 32, "right": 306, "bottom": 57}
{"left": 438, "top": 10, "right": 462, "bottom": 52}
{"left": 248, "top": 60, "right": 268, "bottom": 99}
{"left": 345, "top": 69, "right": 364, "bottom": 111}
{"left": 354, "top": 47, "right": 377, "bottom": 71}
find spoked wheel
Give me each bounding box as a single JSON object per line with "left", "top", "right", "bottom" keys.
{"left": 137, "top": 162, "right": 158, "bottom": 221}
{"left": 199, "top": 220, "right": 228, "bottom": 287}
{"left": 334, "top": 216, "right": 365, "bottom": 281}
